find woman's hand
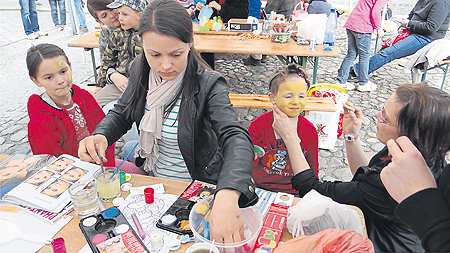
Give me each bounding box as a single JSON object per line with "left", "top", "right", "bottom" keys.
{"left": 209, "top": 189, "right": 244, "bottom": 245}
{"left": 399, "top": 19, "right": 409, "bottom": 27}
{"left": 342, "top": 102, "right": 363, "bottom": 136}
{"left": 380, "top": 136, "right": 437, "bottom": 203}
{"left": 208, "top": 1, "right": 221, "bottom": 11}
{"left": 272, "top": 104, "right": 299, "bottom": 143}
{"left": 110, "top": 72, "right": 128, "bottom": 92}
{"left": 78, "top": 135, "right": 109, "bottom": 165}
{"left": 195, "top": 2, "right": 204, "bottom": 11}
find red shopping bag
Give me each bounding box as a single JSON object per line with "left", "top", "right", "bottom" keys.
{"left": 308, "top": 83, "right": 347, "bottom": 137}
{"left": 273, "top": 228, "right": 374, "bottom": 253}
{"left": 381, "top": 27, "right": 410, "bottom": 48}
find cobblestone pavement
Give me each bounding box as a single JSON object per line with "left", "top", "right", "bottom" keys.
{"left": 1, "top": 0, "right": 448, "bottom": 182}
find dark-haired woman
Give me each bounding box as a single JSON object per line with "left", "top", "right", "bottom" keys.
{"left": 273, "top": 82, "right": 450, "bottom": 252}
{"left": 78, "top": 0, "right": 258, "bottom": 244}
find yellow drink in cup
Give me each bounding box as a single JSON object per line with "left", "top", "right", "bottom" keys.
{"left": 94, "top": 168, "right": 121, "bottom": 202}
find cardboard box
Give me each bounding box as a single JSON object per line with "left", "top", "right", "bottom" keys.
{"left": 252, "top": 203, "right": 289, "bottom": 253}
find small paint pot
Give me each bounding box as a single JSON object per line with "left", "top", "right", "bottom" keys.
{"left": 168, "top": 239, "right": 181, "bottom": 251}
{"left": 112, "top": 197, "right": 124, "bottom": 206}
{"left": 121, "top": 183, "right": 132, "bottom": 191}
{"left": 144, "top": 187, "right": 154, "bottom": 204}
{"left": 119, "top": 171, "right": 126, "bottom": 185}
{"left": 51, "top": 237, "right": 66, "bottom": 253}
{"left": 149, "top": 232, "right": 163, "bottom": 251}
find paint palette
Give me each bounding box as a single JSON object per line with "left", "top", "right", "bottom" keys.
{"left": 156, "top": 180, "right": 216, "bottom": 235}
{"left": 78, "top": 207, "right": 149, "bottom": 253}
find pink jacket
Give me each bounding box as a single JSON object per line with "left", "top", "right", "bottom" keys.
{"left": 344, "top": 0, "right": 389, "bottom": 33}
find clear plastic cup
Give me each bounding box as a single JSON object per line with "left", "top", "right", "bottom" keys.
{"left": 68, "top": 180, "right": 99, "bottom": 218}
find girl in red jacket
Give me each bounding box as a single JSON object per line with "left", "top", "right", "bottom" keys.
{"left": 26, "top": 43, "right": 143, "bottom": 174}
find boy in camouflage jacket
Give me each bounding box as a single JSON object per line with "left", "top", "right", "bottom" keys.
{"left": 94, "top": 0, "right": 146, "bottom": 107}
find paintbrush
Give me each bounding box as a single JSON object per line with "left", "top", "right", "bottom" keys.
{"left": 97, "top": 144, "right": 105, "bottom": 175}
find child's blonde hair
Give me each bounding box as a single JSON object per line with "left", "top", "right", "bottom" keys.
{"left": 269, "top": 63, "right": 310, "bottom": 94}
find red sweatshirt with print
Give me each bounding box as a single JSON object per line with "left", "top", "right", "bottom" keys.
{"left": 249, "top": 111, "right": 319, "bottom": 193}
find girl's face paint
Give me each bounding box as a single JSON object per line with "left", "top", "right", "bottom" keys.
{"left": 30, "top": 56, "right": 73, "bottom": 105}
{"left": 271, "top": 77, "right": 307, "bottom": 117}
{"left": 58, "top": 60, "right": 72, "bottom": 81}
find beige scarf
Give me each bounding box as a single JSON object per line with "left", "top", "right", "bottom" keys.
{"left": 136, "top": 67, "right": 186, "bottom": 173}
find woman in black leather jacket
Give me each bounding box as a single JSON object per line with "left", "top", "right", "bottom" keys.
{"left": 79, "top": 0, "right": 258, "bottom": 244}
{"left": 273, "top": 82, "right": 450, "bottom": 252}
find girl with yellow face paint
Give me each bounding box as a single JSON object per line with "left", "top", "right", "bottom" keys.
{"left": 249, "top": 64, "right": 319, "bottom": 194}
{"left": 269, "top": 76, "right": 308, "bottom": 117}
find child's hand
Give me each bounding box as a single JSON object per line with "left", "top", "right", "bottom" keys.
{"left": 377, "top": 28, "right": 384, "bottom": 38}
{"left": 342, "top": 102, "right": 363, "bottom": 136}
{"left": 208, "top": 1, "right": 221, "bottom": 11}
{"left": 78, "top": 135, "right": 108, "bottom": 165}
{"left": 272, "top": 104, "right": 299, "bottom": 143}
{"left": 110, "top": 72, "right": 128, "bottom": 92}
{"left": 195, "top": 2, "right": 204, "bottom": 11}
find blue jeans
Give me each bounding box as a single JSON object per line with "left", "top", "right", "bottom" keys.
{"left": 74, "top": 0, "right": 87, "bottom": 29}
{"left": 354, "top": 34, "right": 432, "bottom": 76}
{"left": 122, "top": 140, "right": 140, "bottom": 165}
{"left": 337, "top": 29, "right": 372, "bottom": 85}
{"left": 19, "top": 0, "right": 40, "bottom": 35}
{"left": 48, "top": 0, "right": 66, "bottom": 26}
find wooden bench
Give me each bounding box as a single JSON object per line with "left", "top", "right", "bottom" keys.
{"left": 228, "top": 94, "right": 336, "bottom": 112}
{"left": 421, "top": 59, "right": 450, "bottom": 89}
{"left": 78, "top": 84, "right": 336, "bottom": 112}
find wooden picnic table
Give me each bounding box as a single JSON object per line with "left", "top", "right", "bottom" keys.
{"left": 29, "top": 174, "right": 366, "bottom": 253}
{"left": 68, "top": 24, "right": 340, "bottom": 84}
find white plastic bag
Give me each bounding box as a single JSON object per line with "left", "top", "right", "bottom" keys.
{"left": 296, "top": 14, "right": 328, "bottom": 44}
{"left": 286, "top": 190, "right": 363, "bottom": 237}
{"left": 304, "top": 110, "right": 340, "bottom": 150}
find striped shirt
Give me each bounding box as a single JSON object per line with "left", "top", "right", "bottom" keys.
{"left": 154, "top": 99, "right": 191, "bottom": 181}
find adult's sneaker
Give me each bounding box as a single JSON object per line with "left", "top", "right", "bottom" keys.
{"left": 357, "top": 81, "right": 377, "bottom": 92}
{"left": 34, "top": 31, "right": 48, "bottom": 37}
{"left": 334, "top": 80, "right": 356, "bottom": 91}
{"left": 27, "top": 33, "right": 38, "bottom": 40}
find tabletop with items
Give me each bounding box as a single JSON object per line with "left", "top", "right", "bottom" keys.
{"left": 0, "top": 154, "right": 367, "bottom": 253}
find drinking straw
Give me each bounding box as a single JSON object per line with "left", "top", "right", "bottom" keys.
{"left": 109, "top": 141, "right": 139, "bottom": 179}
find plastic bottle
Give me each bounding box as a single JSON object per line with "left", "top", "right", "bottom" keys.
{"left": 323, "top": 9, "right": 337, "bottom": 51}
